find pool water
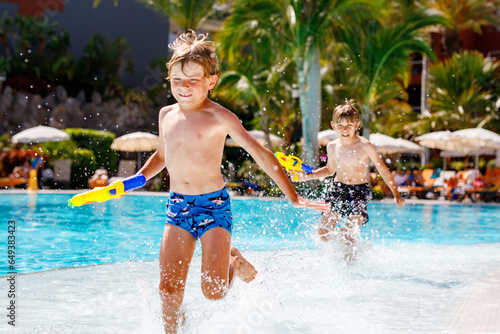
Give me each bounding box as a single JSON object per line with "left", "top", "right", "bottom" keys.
{"left": 0, "top": 192, "right": 499, "bottom": 333}
{"left": 0, "top": 192, "right": 499, "bottom": 275}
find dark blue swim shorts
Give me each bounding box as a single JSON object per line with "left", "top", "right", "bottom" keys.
{"left": 325, "top": 180, "right": 373, "bottom": 224}
{"left": 165, "top": 187, "right": 233, "bottom": 239}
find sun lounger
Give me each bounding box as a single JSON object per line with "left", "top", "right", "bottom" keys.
{"left": 397, "top": 169, "right": 439, "bottom": 199}
{"left": 465, "top": 168, "right": 500, "bottom": 202}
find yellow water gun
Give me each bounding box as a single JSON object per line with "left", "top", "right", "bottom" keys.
{"left": 68, "top": 174, "right": 146, "bottom": 207}
{"left": 275, "top": 152, "right": 313, "bottom": 181}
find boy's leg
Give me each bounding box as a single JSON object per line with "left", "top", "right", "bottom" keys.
{"left": 200, "top": 227, "right": 257, "bottom": 300}
{"left": 339, "top": 215, "right": 364, "bottom": 261}
{"left": 159, "top": 225, "right": 197, "bottom": 333}
{"left": 318, "top": 211, "right": 341, "bottom": 241}
{"left": 340, "top": 215, "right": 364, "bottom": 245}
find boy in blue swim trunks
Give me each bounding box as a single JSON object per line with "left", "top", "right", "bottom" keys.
{"left": 295, "top": 100, "right": 404, "bottom": 257}
{"left": 136, "top": 30, "right": 329, "bottom": 333}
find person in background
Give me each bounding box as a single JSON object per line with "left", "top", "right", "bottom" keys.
{"left": 89, "top": 167, "right": 109, "bottom": 189}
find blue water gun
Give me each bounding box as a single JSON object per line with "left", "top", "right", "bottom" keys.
{"left": 68, "top": 174, "right": 146, "bottom": 207}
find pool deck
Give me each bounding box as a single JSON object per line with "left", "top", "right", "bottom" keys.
{"left": 443, "top": 269, "right": 500, "bottom": 333}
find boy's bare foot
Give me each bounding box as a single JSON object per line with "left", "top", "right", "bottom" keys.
{"left": 231, "top": 247, "right": 257, "bottom": 283}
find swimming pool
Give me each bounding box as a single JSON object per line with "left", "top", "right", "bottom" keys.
{"left": 1, "top": 192, "right": 499, "bottom": 275}
{"left": 1, "top": 192, "right": 499, "bottom": 333}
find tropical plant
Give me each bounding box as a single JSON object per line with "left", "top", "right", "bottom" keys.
{"left": 0, "top": 13, "right": 75, "bottom": 94}
{"left": 425, "top": 0, "right": 500, "bottom": 56}
{"left": 217, "top": 0, "right": 376, "bottom": 165}
{"left": 73, "top": 34, "right": 134, "bottom": 99}
{"left": 38, "top": 139, "right": 97, "bottom": 189}
{"left": 215, "top": 52, "right": 295, "bottom": 150}
{"left": 336, "top": 3, "right": 444, "bottom": 137}
{"left": 64, "top": 128, "right": 117, "bottom": 172}
{"left": 0, "top": 12, "right": 14, "bottom": 58}
{"left": 410, "top": 50, "right": 500, "bottom": 133}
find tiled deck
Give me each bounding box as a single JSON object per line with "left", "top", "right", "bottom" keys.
{"left": 444, "top": 269, "right": 500, "bottom": 333}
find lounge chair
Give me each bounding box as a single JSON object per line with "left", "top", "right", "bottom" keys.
{"left": 108, "top": 160, "right": 137, "bottom": 183}
{"left": 397, "top": 169, "right": 437, "bottom": 199}
{"left": 465, "top": 168, "right": 500, "bottom": 202}
{"left": 53, "top": 159, "right": 72, "bottom": 189}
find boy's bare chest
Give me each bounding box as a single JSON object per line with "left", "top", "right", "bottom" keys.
{"left": 333, "top": 145, "right": 367, "bottom": 168}
{"left": 162, "top": 112, "right": 219, "bottom": 144}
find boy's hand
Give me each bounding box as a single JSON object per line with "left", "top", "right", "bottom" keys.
{"left": 291, "top": 196, "right": 331, "bottom": 212}
{"left": 290, "top": 171, "right": 301, "bottom": 182}
{"left": 394, "top": 196, "right": 405, "bottom": 207}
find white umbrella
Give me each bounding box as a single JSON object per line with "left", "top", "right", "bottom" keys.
{"left": 111, "top": 132, "right": 159, "bottom": 171}
{"left": 417, "top": 129, "right": 500, "bottom": 169}
{"left": 11, "top": 125, "right": 70, "bottom": 144}
{"left": 414, "top": 130, "right": 467, "bottom": 151}
{"left": 225, "top": 130, "right": 285, "bottom": 147}
{"left": 369, "top": 133, "right": 424, "bottom": 155}
{"left": 439, "top": 148, "right": 496, "bottom": 158}
{"left": 317, "top": 129, "right": 338, "bottom": 146}
{"left": 439, "top": 147, "right": 497, "bottom": 169}
{"left": 111, "top": 132, "right": 159, "bottom": 152}
{"left": 449, "top": 128, "right": 500, "bottom": 150}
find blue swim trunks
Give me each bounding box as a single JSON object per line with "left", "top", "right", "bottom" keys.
{"left": 165, "top": 187, "right": 233, "bottom": 239}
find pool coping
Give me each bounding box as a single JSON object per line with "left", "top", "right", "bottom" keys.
{"left": 1, "top": 189, "right": 499, "bottom": 206}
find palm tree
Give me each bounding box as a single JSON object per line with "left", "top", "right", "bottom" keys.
{"left": 217, "top": 0, "right": 375, "bottom": 165}
{"left": 215, "top": 54, "right": 296, "bottom": 150}
{"left": 425, "top": 0, "right": 500, "bottom": 56}
{"left": 337, "top": 4, "right": 444, "bottom": 138}
{"left": 411, "top": 50, "right": 500, "bottom": 133}
{"left": 216, "top": 58, "right": 273, "bottom": 149}
{"left": 75, "top": 35, "right": 135, "bottom": 99}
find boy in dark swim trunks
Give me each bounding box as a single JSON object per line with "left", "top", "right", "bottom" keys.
{"left": 135, "top": 30, "right": 329, "bottom": 333}
{"left": 295, "top": 100, "right": 404, "bottom": 257}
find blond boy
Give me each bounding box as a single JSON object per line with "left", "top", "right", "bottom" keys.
{"left": 297, "top": 100, "right": 404, "bottom": 255}
{"left": 136, "top": 30, "right": 329, "bottom": 333}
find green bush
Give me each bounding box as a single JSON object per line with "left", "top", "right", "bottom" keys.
{"left": 64, "top": 128, "right": 117, "bottom": 173}
{"left": 450, "top": 160, "right": 465, "bottom": 171}
{"left": 38, "top": 139, "right": 97, "bottom": 188}
{"left": 71, "top": 149, "right": 96, "bottom": 189}
{"left": 371, "top": 187, "right": 385, "bottom": 200}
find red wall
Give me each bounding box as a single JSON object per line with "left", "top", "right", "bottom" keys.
{"left": 0, "top": 0, "right": 63, "bottom": 17}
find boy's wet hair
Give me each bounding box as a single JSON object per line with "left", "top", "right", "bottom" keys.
{"left": 166, "top": 29, "right": 219, "bottom": 79}
{"left": 333, "top": 99, "right": 360, "bottom": 123}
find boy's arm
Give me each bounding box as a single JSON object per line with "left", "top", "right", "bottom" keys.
{"left": 365, "top": 142, "right": 405, "bottom": 207}
{"left": 138, "top": 151, "right": 165, "bottom": 180}
{"left": 297, "top": 143, "right": 335, "bottom": 181}
{"left": 297, "top": 166, "right": 332, "bottom": 181}
{"left": 223, "top": 111, "right": 329, "bottom": 212}
{"left": 137, "top": 108, "right": 167, "bottom": 180}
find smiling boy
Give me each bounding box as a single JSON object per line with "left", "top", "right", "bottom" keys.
{"left": 136, "top": 30, "right": 329, "bottom": 333}
{"left": 296, "top": 100, "right": 404, "bottom": 257}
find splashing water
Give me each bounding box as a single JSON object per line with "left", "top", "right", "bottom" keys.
{"left": 1, "top": 192, "right": 499, "bottom": 333}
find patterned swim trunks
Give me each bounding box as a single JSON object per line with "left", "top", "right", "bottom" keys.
{"left": 165, "top": 187, "right": 233, "bottom": 239}
{"left": 325, "top": 180, "right": 373, "bottom": 224}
